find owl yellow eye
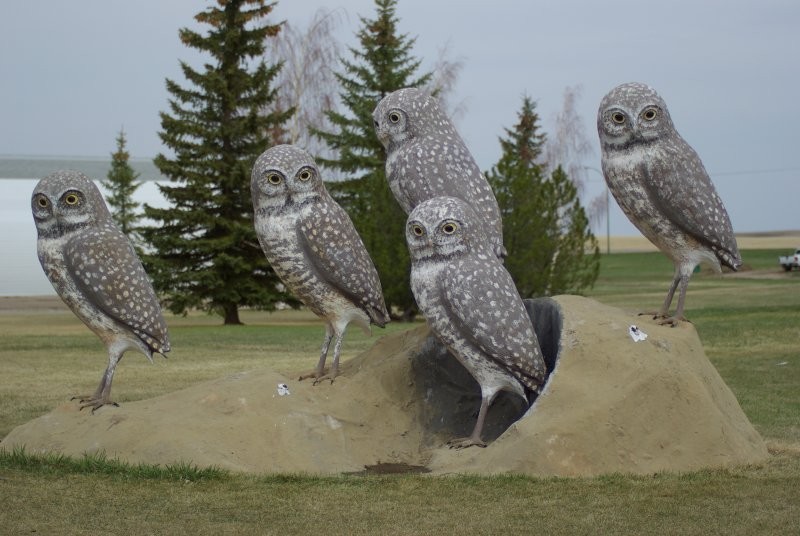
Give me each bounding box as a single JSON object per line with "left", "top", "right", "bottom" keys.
{"left": 611, "top": 112, "right": 626, "bottom": 124}
{"left": 64, "top": 193, "right": 80, "bottom": 206}
{"left": 441, "top": 222, "right": 458, "bottom": 235}
{"left": 642, "top": 108, "right": 658, "bottom": 121}
{"left": 36, "top": 197, "right": 48, "bottom": 208}
{"left": 389, "top": 111, "right": 401, "bottom": 123}
{"left": 411, "top": 224, "right": 425, "bottom": 237}
{"left": 267, "top": 173, "right": 282, "bottom": 185}
{"left": 298, "top": 169, "right": 313, "bottom": 182}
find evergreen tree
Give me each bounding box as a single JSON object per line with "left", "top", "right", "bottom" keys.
{"left": 487, "top": 96, "right": 600, "bottom": 298}
{"left": 102, "top": 127, "right": 141, "bottom": 237}
{"left": 313, "top": 0, "right": 432, "bottom": 320}
{"left": 140, "top": 0, "right": 292, "bottom": 325}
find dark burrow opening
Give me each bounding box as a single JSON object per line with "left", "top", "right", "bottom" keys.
{"left": 411, "top": 297, "right": 563, "bottom": 445}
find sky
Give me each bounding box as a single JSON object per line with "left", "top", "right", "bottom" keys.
{"left": 1, "top": 0, "right": 799, "bottom": 237}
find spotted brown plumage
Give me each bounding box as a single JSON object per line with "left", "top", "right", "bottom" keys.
{"left": 406, "top": 196, "right": 545, "bottom": 448}
{"left": 598, "top": 82, "right": 742, "bottom": 325}
{"left": 31, "top": 170, "right": 170, "bottom": 412}
{"left": 373, "top": 87, "right": 507, "bottom": 259}
{"left": 251, "top": 145, "right": 390, "bottom": 384}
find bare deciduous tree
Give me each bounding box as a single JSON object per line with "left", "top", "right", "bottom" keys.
{"left": 265, "top": 8, "right": 344, "bottom": 162}
{"left": 543, "top": 85, "right": 593, "bottom": 194}
{"left": 422, "top": 42, "right": 466, "bottom": 121}
{"left": 543, "top": 85, "right": 607, "bottom": 230}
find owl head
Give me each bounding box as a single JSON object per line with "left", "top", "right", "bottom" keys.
{"left": 31, "top": 170, "right": 112, "bottom": 238}
{"left": 373, "top": 87, "right": 450, "bottom": 150}
{"left": 597, "top": 82, "right": 676, "bottom": 150}
{"left": 251, "top": 145, "right": 327, "bottom": 211}
{"left": 406, "top": 196, "right": 492, "bottom": 262}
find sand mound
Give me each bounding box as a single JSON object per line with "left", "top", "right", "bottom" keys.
{"left": 1, "top": 295, "right": 768, "bottom": 476}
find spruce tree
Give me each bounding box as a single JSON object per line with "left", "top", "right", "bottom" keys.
{"left": 487, "top": 96, "right": 600, "bottom": 298}
{"left": 141, "top": 0, "right": 292, "bottom": 324}
{"left": 313, "top": 0, "right": 432, "bottom": 320}
{"left": 102, "top": 127, "right": 141, "bottom": 237}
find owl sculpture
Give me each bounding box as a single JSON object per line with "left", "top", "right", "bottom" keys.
{"left": 406, "top": 196, "right": 546, "bottom": 448}
{"left": 373, "top": 87, "right": 507, "bottom": 258}
{"left": 251, "top": 145, "right": 390, "bottom": 384}
{"left": 32, "top": 170, "right": 170, "bottom": 411}
{"left": 598, "top": 82, "right": 742, "bottom": 325}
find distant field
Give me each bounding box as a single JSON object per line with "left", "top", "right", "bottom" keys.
{"left": 608, "top": 230, "right": 800, "bottom": 252}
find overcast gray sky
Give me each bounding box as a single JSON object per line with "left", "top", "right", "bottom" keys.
{"left": 1, "top": 0, "right": 798, "bottom": 235}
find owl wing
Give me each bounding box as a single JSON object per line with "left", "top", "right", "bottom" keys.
{"left": 64, "top": 224, "right": 170, "bottom": 353}
{"left": 641, "top": 140, "right": 741, "bottom": 268}
{"left": 297, "top": 198, "right": 390, "bottom": 326}
{"left": 440, "top": 259, "right": 546, "bottom": 390}
{"left": 399, "top": 139, "right": 506, "bottom": 257}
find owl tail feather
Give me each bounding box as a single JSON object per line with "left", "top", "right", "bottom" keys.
{"left": 714, "top": 245, "right": 743, "bottom": 271}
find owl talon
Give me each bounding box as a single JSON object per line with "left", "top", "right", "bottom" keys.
{"left": 77, "top": 398, "right": 119, "bottom": 413}
{"left": 312, "top": 371, "right": 339, "bottom": 386}
{"left": 447, "top": 436, "right": 487, "bottom": 449}
{"left": 657, "top": 315, "right": 690, "bottom": 327}
{"left": 298, "top": 370, "right": 322, "bottom": 382}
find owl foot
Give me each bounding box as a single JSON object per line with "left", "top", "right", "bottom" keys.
{"left": 638, "top": 311, "right": 667, "bottom": 320}
{"left": 657, "top": 315, "right": 690, "bottom": 327}
{"left": 298, "top": 368, "right": 339, "bottom": 385}
{"left": 298, "top": 369, "right": 323, "bottom": 381}
{"left": 72, "top": 395, "right": 119, "bottom": 413}
{"left": 447, "top": 436, "right": 487, "bottom": 449}
{"left": 312, "top": 370, "right": 339, "bottom": 386}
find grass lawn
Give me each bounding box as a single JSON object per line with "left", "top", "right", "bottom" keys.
{"left": 1, "top": 248, "right": 798, "bottom": 534}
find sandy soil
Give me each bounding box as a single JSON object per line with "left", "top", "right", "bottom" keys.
{"left": 1, "top": 295, "right": 767, "bottom": 477}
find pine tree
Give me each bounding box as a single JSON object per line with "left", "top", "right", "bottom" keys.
{"left": 140, "top": 0, "right": 292, "bottom": 325}
{"left": 102, "top": 128, "right": 141, "bottom": 237}
{"left": 313, "top": 0, "right": 432, "bottom": 320}
{"left": 487, "top": 96, "right": 600, "bottom": 298}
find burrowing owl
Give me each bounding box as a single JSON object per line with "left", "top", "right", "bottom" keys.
{"left": 406, "top": 196, "right": 546, "bottom": 448}
{"left": 373, "top": 87, "right": 507, "bottom": 258}
{"left": 598, "top": 82, "right": 741, "bottom": 325}
{"left": 32, "top": 170, "right": 170, "bottom": 411}
{"left": 251, "top": 145, "right": 390, "bottom": 384}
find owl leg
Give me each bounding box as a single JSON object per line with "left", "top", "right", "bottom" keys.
{"left": 313, "top": 328, "right": 345, "bottom": 385}
{"left": 658, "top": 273, "right": 692, "bottom": 327}
{"left": 299, "top": 324, "right": 333, "bottom": 381}
{"left": 657, "top": 272, "right": 682, "bottom": 318}
{"left": 75, "top": 348, "right": 123, "bottom": 413}
{"left": 447, "top": 395, "right": 490, "bottom": 449}
{"left": 638, "top": 271, "right": 680, "bottom": 319}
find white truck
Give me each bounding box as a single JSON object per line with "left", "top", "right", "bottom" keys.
{"left": 779, "top": 248, "right": 800, "bottom": 271}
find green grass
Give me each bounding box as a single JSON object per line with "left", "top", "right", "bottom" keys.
{"left": 0, "top": 446, "right": 226, "bottom": 481}
{"left": 0, "top": 309, "right": 413, "bottom": 437}
{"left": 1, "top": 248, "right": 799, "bottom": 534}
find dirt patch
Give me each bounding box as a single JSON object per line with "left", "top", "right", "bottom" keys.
{"left": 721, "top": 268, "right": 800, "bottom": 280}
{"left": 0, "top": 295, "right": 767, "bottom": 476}
{"left": 608, "top": 231, "right": 800, "bottom": 253}
{"left": 0, "top": 295, "right": 67, "bottom": 313}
